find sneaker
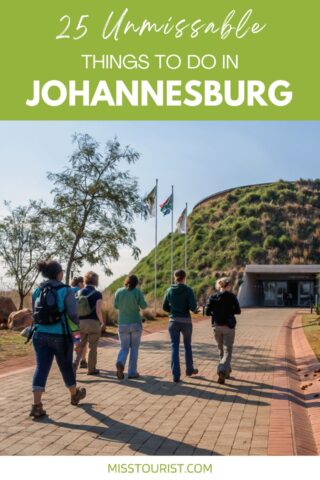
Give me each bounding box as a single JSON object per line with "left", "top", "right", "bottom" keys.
{"left": 186, "top": 368, "right": 199, "bottom": 377}
{"left": 173, "top": 377, "right": 181, "bottom": 383}
{"left": 87, "top": 369, "right": 100, "bottom": 376}
{"left": 71, "top": 387, "right": 87, "bottom": 406}
{"left": 128, "top": 373, "right": 140, "bottom": 379}
{"left": 29, "top": 403, "right": 46, "bottom": 419}
{"left": 80, "top": 360, "right": 88, "bottom": 369}
{"left": 218, "top": 372, "right": 226, "bottom": 384}
{"left": 116, "top": 362, "right": 125, "bottom": 380}
{"left": 225, "top": 369, "right": 232, "bottom": 379}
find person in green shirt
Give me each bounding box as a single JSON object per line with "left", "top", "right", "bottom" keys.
{"left": 114, "top": 275, "right": 147, "bottom": 379}
{"left": 163, "top": 269, "right": 199, "bottom": 382}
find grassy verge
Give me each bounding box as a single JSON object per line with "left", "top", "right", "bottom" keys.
{"left": 0, "top": 330, "right": 32, "bottom": 363}
{"left": 302, "top": 314, "right": 320, "bottom": 361}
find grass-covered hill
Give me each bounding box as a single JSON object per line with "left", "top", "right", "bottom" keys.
{"left": 106, "top": 179, "right": 320, "bottom": 301}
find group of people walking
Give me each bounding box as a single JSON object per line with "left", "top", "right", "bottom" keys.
{"left": 29, "top": 260, "right": 241, "bottom": 419}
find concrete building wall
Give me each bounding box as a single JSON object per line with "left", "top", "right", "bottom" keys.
{"left": 238, "top": 273, "right": 259, "bottom": 307}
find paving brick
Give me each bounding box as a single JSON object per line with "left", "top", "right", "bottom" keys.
{"left": 268, "top": 313, "right": 319, "bottom": 456}
{"left": 0, "top": 308, "right": 315, "bottom": 456}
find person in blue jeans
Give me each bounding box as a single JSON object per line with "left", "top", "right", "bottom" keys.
{"left": 163, "top": 269, "right": 199, "bottom": 383}
{"left": 114, "top": 275, "right": 147, "bottom": 379}
{"left": 30, "top": 260, "right": 86, "bottom": 419}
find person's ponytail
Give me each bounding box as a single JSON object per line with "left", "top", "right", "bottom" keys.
{"left": 38, "top": 260, "right": 63, "bottom": 280}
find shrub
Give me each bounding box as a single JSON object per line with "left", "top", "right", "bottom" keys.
{"left": 236, "top": 240, "right": 252, "bottom": 254}
{"left": 236, "top": 224, "right": 252, "bottom": 240}
{"left": 238, "top": 205, "right": 249, "bottom": 216}
{"left": 248, "top": 246, "right": 266, "bottom": 263}
{"left": 263, "top": 235, "right": 279, "bottom": 249}
{"left": 226, "top": 193, "right": 237, "bottom": 203}
{"left": 278, "top": 189, "right": 297, "bottom": 204}
{"left": 261, "top": 188, "right": 279, "bottom": 202}
{"left": 240, "top": 192, "right": 261, "bottom": 204}
{"left": 278, "top": 235, "right": 293, "bottom": 248}
{"left": 296, "top": 221, "right": 315, "bottom": 239}
{"left": 236, "top": 218, "right": 260, "bottom": 241}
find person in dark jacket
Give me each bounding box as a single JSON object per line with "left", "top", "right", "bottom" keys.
{"left": 205, "top": 277, "right": 241, "bottom": 384}
{"left": 163, "top": 269, "right": 199, "bottom": 382}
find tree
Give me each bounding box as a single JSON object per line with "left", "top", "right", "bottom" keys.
{"left": 46, "top": 133, "right": 148, "bottom": 284}
{"left": 0, "top": 201, "right": 56, "bottom": 309}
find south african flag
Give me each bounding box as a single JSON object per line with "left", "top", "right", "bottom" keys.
{"left": 160, "top": 193, "right": 173, "bottom": 216}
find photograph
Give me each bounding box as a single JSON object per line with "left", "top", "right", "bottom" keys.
{"left": 0, "top": 121, "right": 319, "bottom": 457}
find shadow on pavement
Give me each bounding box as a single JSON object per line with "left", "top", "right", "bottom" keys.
{"left": 41, "top": 403, "right": 220, "bottom": 456}
{"left": 139, "top": 339, "right": 280, "bottom": 373}
{"left": 79, "top": 366, "right": 320, "bottom": 409}
{"left": 78, "top": 372, "right": 269, "bottom": 407}
{"left": 181, "top": 376, "right": 320, "bottom": 409}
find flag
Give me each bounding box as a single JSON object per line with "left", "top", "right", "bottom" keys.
{"left": 146, "top": 186, "right": 157, "bottom": 217}
{"left": 160, "top": 193, "right": 173, "bottom": 216}
{"left": 176, "top": 207, "right": 187, "bottom": 234}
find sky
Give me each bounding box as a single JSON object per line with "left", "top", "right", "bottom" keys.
{"left": 0, "top": 121, "right": 319, "bottom": 289}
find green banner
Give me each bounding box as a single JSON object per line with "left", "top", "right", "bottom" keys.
{"left": 1, "top": 0, "right": 319, "bottom": 119}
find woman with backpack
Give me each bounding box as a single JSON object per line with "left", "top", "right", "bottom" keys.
{"left": 114, "top": 275, "right": 147, "bottom": 380}
{"left": 205, "top": 277, "right": 241, "bottom": 384}
{"left": 30, "top": 260, "right": 86, "bottom": 419}
{"left": 77, "top": 271, "right": 104, "bottom": 376}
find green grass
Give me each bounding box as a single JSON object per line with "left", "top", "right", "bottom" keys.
{"left": 302, "top": 314, "right": 320, "bottom": 360}
{"left": 0, "top": 330, "right": 32, "bottom": 363}
{"left": 106, "top": 179, "right": 320, "bottom": 302}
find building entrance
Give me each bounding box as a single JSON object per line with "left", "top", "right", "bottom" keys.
{"left": 239, "top": 265, "right": 320, "bottom": 308}
{"left": 262, "top": 280, "right": 314, "bottom": 307}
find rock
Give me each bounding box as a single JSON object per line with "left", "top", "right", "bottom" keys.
{"left": 0, "top": 296, "right": 17, "bottom": 326}
{"left": 301, "top": 382, "right": 313, "bottom": 390}
{"left": 8, "top": 309, "right": 33, "bottom": 331}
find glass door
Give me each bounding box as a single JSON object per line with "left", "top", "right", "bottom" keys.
{"left": 263, "top": 281, "right": 289, "bottom": 306}
{"left": 298, "top": 281, "right": 314, "bottom": 306}
{"left": 263, "top": 281, "right": 276, "bottom": 306}
{"left": 276, "top": 282, "right": 288, "bottom": 306}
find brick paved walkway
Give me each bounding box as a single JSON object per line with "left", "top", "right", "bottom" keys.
{"left": 0, "top": 309, "right": 313, "bottom": 456}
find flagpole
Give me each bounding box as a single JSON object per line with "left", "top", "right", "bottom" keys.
{"left": 171, "top": 185, "right": 174, "bottom": 283}
{"left": 185, "top": 202, "right": 188, "bottom": 272}
{"left": 154, "top": 179, "right": 158, "bottom": 316}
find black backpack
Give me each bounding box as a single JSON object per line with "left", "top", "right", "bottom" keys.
{"left": 33, "top": 284, "right": 66, "bottom": 325}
